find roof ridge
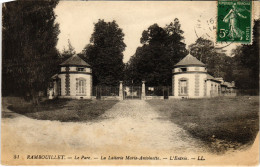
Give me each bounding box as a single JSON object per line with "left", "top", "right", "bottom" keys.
{"left": 60, "top": 54, "right": 90, "bottom": 66}
{"left": 174, "top": 54, "right": 205, "bottom": 67}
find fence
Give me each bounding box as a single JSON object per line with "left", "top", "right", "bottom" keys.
{"left": 236, "top": 89, "right": 259, "bottom": 96}
{"left": 145, "top": 86, "right": 172, "bottom": 99}
{"left": 123, "top": 86, "right": 142, "bottom": 99}
{"left": 92, "top": 86, "right": 119, "bottom": 100}
{"left": 92, "top": 85, "right": 173, "bottom": 100}
{"left": 91, "top": 85, "right": 254, "bottom": 100}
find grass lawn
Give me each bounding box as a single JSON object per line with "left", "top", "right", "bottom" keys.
{"left": 7, "top": 98, "right": 118, "bottom": 122}
{"left": 147, "top": 96, "right": 259, "bottom": 153}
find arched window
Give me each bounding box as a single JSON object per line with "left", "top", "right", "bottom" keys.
{"left": 179, "top": 78, "right": 188, "bottom": 96}
{"left": 76, "top": 78, "right": 86, "bottom": 95}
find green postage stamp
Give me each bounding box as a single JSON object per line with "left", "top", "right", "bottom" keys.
{"left": 217, "top": 0, "right": 252, "bottom": 43}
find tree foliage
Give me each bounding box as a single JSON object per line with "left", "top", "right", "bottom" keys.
{"left": 189, "top": 38, "right": 214, "bottom": 62}
{"left": 2, "top": 1, "right": 60, "bottom": 102}
{"left": 125, "top": 19, "right": 188, "bottom": 86}
{"left": 189, "top": 37, "right": 233, "bottom": 80}
{"left": 60, "top": 39, "right": 76, "bottom": 61}
{"left": 231, "top": 20, "right": 259, "bottom": 90}
{"left": 82, "top": 19, "right": 126, "bottom": 86}
{"left": 62, "top": 39, "right": 76, "bottom": 55}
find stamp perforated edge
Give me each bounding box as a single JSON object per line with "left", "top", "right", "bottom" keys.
{"left": 215, "top": 0, "right": 255, "bottom": 45}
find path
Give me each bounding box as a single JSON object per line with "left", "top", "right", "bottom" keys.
{"left": 2, "top": 100, "right": 205, "bottom": 157}
{"left": 98, "top": 100, "right": 205, "bottom": 153}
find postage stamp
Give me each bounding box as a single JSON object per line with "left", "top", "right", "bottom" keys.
{"left": 217, "top": 0, "right": 252, "bottom": 43}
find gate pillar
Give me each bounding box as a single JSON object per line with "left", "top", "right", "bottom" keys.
{"left": 141, "top": 81, "right": 146, "bottom": 100}
{"left": 119, "top": 81, "right": 123, "bottom": 100}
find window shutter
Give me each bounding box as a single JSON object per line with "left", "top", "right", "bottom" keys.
{"left": 76, "top": 79, "right": 79, "bottom": 93}
{"left": 83, "top": 80, "right": 86, "bottom": 93}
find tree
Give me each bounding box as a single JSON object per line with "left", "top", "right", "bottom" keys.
{"left": 125, "top": 19, "right": 188, "bottom": 86}
{"left": 60, "top": 39, "right": 76, "bottom": 61}
{"left": 189, "top": 38, "right": 234, "bottom": 80}
{"left": 2, "top": 1, "right": 60, "bottom": 104}
{"left": 231, "top": 20, "right": 259, "bottom": 90}
{"left": 189, "top": 37, "right": 214, "bottom": 62}
{"left": 82, "top": 19, "right": 126, "bottom": 86}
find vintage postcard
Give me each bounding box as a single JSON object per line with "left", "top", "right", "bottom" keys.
{"left": 1, "top": 0, "right": 259, "bottom": 166}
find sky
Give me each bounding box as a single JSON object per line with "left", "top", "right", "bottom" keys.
{"left": 54, "top": 1, "right": 258, "bottom": 63}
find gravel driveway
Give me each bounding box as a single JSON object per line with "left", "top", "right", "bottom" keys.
{"left": 99, "top": 100, "right": 205, "bottom": 153}
{"left": 2, "top": 100, "right": 205, "bottom": 159}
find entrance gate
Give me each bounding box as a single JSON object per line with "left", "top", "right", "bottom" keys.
{"left": 123, "top": 86, "right": 142, "bottom": 100}
{"left": 145, "top": 86, "right": 172, "bottom": 99}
